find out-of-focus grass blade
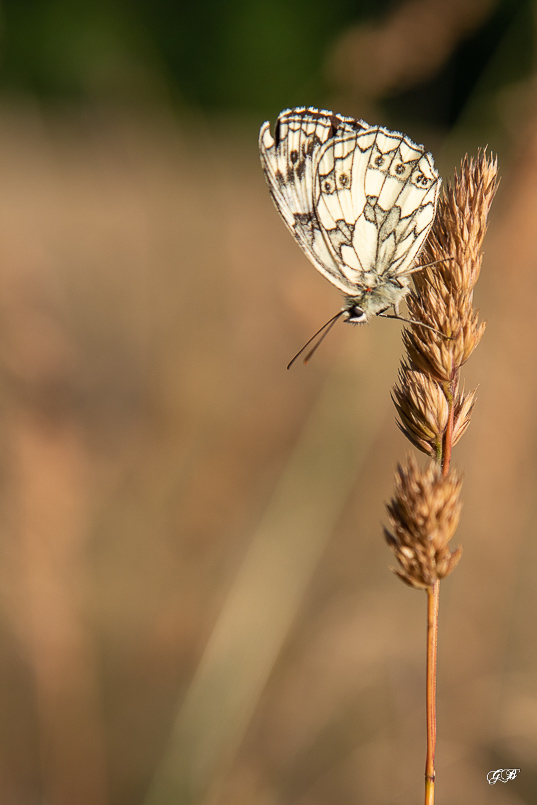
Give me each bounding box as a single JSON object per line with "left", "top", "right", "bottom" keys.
{"left": 143, "top": 335, "right": 396, "bottom": 805}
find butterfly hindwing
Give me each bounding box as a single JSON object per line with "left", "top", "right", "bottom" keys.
{"left": 314, "top": 127, "right": 440, "bottom": 283}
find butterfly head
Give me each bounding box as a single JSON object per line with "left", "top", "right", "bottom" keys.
{"left": 344, "top": 303, "right": 367, "bottom": 324}
{"left": 343, "top": 271, "right": 410, "bottom": 323}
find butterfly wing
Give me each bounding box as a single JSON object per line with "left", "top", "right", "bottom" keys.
{"left": 259, "top": 107, "right": 369, "bottom": 294}
{"left": 313, "top": 127, "right": 441, "bottom": 287}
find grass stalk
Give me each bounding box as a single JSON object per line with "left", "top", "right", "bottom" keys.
{"left": 425, "top": 580, "right": 439, "bottom": 805}
{"left": 385, "top": 151, "right": 499, "bottom": 803}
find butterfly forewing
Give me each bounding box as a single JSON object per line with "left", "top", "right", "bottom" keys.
{"left": 259, "top": 107, "right": 441, "bottom": 320}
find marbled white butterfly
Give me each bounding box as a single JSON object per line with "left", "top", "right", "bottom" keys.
{"left": 259, "top": 107, "right": 441, "bottom": 365}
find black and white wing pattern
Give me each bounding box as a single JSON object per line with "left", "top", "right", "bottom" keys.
{"left": 259, "top": 107, "right": 441, "bottom": 322}
{"left": 259, "top": 107, "right": 367, "bottom": 294}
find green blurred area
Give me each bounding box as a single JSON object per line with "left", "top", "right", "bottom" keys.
{"left": 0, "top": 0, "right": 532, "bottom": 124}
{"left": 0, "top": 0, "right": 385, "bottom": 110}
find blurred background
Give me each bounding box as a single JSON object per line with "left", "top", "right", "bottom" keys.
{"left": 0, "top": 0, "right": 534, "bottom": 803}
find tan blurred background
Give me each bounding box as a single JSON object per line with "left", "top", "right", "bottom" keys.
{"left": 0, "top": 1, "right": 535, "bottom": 803}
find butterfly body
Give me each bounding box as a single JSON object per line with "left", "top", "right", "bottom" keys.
{"left": 259, "top": 107, "right": 441, "bottom": 327}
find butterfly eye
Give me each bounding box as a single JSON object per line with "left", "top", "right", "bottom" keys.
{"left": 322, "top": 177, "right": 335, "bottom": 194}
{"left": 374, "top": 155, "right": 384, "bottom": 168}
{"left": 290, "top": 150, "right": 299, "bottom": 163}
{"left": 394, "top": 163, "right": 405, "bottom": 175}
{"left": 338, "top": 172, "right": 349, "bottom": 187}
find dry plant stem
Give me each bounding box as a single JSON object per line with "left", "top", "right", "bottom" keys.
{"left": 425, "top": 379, "right": 452, "bottom": 800}
{"left": 425, "top": 581, "right": 439, "bottom": 805}
{"left": 386, "top": 153, "right": 498, "bottom": 805}
{"left": 427, "top": 379, "right": 454, "bottom": 798}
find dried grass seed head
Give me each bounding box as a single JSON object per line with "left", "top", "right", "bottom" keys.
{"left": 392, "top": 362, "right": 449, "bottom": 457}
{"left": 384, "top": 456, "right": 463, "bottom": 589}
{"left": 403, "top": 150, "right": 498, "bottom": 382}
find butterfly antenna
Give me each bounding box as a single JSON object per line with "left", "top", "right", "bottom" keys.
{"left": 287, "top": 310, "right": 346, "bottom": 370}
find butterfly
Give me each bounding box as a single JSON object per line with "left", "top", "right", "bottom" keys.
{"left": 259, "top": 107, "right": 441, "bottom": 365}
